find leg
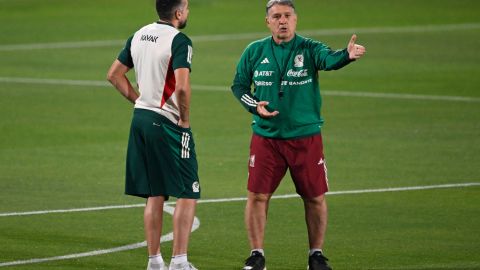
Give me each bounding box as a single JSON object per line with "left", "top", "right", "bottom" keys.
{"left": 245, "top": 192, "right": 272, "bottom": 249}
{"left": 172, "top": 198, "right": 197, "bottom": 256}
{"left": 144, "top": 196, "right": 166, "bottom": 256}
{"left": 303, "top": 195, "right": 328, "bottom": 249}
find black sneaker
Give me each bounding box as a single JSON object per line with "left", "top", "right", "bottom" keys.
{"left": 308, "top": 251, "right": 332, "bottom": 270}
{"left": 243, "top": 251, "right": 266, "bottom": 270}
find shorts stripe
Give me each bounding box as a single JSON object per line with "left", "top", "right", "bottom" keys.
{"left": 181, "top": 132, "right": 191, "bottom": 159}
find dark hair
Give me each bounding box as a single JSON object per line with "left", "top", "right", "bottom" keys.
{"left": 156, "top": 0, "right": 184, "bottom": 21}
{"left": 266, "top": 0, "right": 295, "bottom": 15}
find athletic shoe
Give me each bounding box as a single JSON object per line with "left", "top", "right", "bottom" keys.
{"left": 243, "top": 251, "right": 266, "bottom": 270}
{"left": 147, "top": 260, "right": 167, "bottom": 270}
{"left": 308, "top": 251, "right": 332, "bottom": 270}
{"left": 169, "top": 261, "right": 198, "bottom": 270}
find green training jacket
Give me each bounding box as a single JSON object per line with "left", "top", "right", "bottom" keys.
{"left": 231, "top": 34, "right": 353, "bottom": 139}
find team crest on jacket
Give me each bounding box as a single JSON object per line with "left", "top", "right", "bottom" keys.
{"left": 294, "top": 54, "right": 304, "bottom": 67}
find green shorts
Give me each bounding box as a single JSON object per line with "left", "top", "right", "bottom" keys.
{"left": 125, "top": 109, "right": 200, "bottom": 200}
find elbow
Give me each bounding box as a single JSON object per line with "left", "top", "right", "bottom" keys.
{"left": 106, "top": 71, "right": 115, "bottom": 84}
{"left": 175, "top": 83, "right": 190, "bottom": 95}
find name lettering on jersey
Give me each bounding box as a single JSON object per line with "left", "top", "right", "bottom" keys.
{"left": 140, "top": 34, "right": 159, "bottom": 43}
{"left": 287, "top": 69, "right": 309, "bottom": 77}
{"left": 254, "top": 70, "right": 274, "bottom": 77}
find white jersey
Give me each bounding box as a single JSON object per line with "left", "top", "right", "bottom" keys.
{"left": 118, "top": 22, "right": 193, "bottom": 124}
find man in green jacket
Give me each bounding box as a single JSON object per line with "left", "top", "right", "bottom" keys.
{"left": 231, "top": 1, "right": 366, "bottom": 269}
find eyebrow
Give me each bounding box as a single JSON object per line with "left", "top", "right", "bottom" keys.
{"left": 270, "top": 11, "right": 293, "bottom": 16}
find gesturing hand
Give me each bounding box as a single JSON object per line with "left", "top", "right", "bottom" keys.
{"left": 347, "top": 34, "right": 366, "bottom": 60}
{"left": 256, "top": 101, "right": 279, "bottom": 118}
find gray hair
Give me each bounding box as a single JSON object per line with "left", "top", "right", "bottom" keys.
{"left": 266, "top": 0, "right": 295, "bottom": 15}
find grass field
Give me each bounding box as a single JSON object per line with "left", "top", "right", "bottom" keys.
{"left": 1, "top": 0, "right": 479, "bottom": 269}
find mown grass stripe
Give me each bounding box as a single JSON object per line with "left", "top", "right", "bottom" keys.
{"left": 1, "top": 182, "right": 478, "bottom": 218}
{"left": 0, "top": 182, "right": 477, "bottom": 267}
{"left": 0, "top": 23, "right": 479, "bottom": 51}
{"left": 1, "top": 77, "right": 479, "bottom": 103}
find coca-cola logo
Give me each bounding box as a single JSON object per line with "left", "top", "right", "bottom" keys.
{"left": 287, "top": 69, "right": 308, "bottom": 77}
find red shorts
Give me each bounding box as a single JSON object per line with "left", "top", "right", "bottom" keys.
{"left": 247, "top": 134, "right": 329, "bottom": 198}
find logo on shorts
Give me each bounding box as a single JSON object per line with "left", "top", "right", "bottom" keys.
{"left": 192, "top": 181, "right": 200, "bottom": 193}
{"left": 249, "top": 155, "right": 255, "bottom": 167}
{"left": 318, "top": 158, "right": 324, "bottom": 165}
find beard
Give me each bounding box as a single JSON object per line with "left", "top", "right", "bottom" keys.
{"left": 178, "top": 19, "right": 188, "bottom": 29}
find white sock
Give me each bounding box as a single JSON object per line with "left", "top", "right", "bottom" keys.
{"left": 309, "top": 249, "right": 323, "bottom": 256}
{"left": 171, "top": 254, "right": 188, "bottom": 265}
{"left": 148, "top": 254, "right": 164, "bottom": 269}
{"left": 251, "top": 249, "right": 265, "bottom": 256}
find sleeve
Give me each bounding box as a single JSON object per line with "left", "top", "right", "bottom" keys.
{"left": 171, "top": 32, "right": 193, "bottom": 71}
{"left": 117, "top": 36, "right": 134, "bottom": 68}
{"left": 311, "top": 40, "right": 353, "bottom": 71}
{"left": 231, "top": 46, "right": 259, "bottom": 115}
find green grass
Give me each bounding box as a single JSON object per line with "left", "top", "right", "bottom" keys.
{"left": 1, "top": 0, "right": 479, "bottom": 269}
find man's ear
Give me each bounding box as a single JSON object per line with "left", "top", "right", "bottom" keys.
{"left": 175, "top": 9, "right": 182, "bottom": 20}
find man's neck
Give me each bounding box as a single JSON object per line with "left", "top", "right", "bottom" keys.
{"left": 158, "top": 19, "right": 177, "bottom": 29}
{"left": 272, "top": 35, "right": 295, "bottom": 45}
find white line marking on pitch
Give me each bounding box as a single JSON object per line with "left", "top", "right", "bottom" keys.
{"left": 1, "top": 77, "right": 479, "bottom": 103}
{"left": 0, "top": 205, "right": 200, "bottom": 267}
{"left": 1, "top": 183, "right": 478, "bottom": 218}
{"left": 0, "top": 23, "right": 479, "bottom": 51}
{"left": 0, "top": 183, "right": 478, "bottom": 267}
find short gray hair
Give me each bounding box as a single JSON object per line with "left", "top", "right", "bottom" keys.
{"left": 266, "top": 0, "right": 295, "bottom": 15}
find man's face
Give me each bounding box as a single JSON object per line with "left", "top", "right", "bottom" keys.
{"left": 266, "top": 4, "right": 297, "bottom": 42}
{"left": 177, "top": 0, "right": 189, "bottom": 29}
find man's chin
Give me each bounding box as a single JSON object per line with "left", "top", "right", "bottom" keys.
{"left": 179, "top": 21, "right": 187, "bottom": 29}
{"left": 276, "top": 33, "right": 293, "bottom": 41}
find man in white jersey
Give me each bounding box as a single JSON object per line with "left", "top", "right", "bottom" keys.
{"left": 107, "top": 0, "right": 199, "bottom": 269}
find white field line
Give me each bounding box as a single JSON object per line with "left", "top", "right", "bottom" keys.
{"left": 1, "top": 76, "right": 480, "bottom": 103}
{"left": 0, "top": 77, "right": 109, "bottom": 87}
{"left": 0, "top": 183, "right": 478, "bottom": 267}
{"left": 0, "top": 23, "right": 479, "bottom": 51}
{"left": 195, "top": 182, "right": 480, "bottom": 203}
{"left": 2, "top": 182, "right": 478, "bottom": 218}
{"left": 0, "top": 204, "right": 200, "bottom": 268}
{"left": 0, "top": 203, "right": 144, "bottom": 218}
{"left": 322, "top": 90, "right": 480, "bottom": 103}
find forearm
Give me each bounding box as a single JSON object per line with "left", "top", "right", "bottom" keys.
{"left": 108, "top": 75, "right": 138, "bottom": 104}
{"left": 231, "top": 74, "right": 259, "bottom": 115}
{"left": 173, "top": 68, "right": 191, "bottom": 127}
{"left": 176, "top": 85, "right": 191, "bottom": 125}
{"left": 323, "top": 48, "right": 353, "bottom": 71}
{"left": 107, "top": 59, "right": 138, "bottom": 104}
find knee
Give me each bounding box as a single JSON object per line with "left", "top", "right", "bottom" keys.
{"left": 303, "top": 194, "right": 326, "bottom": 206}
{"left": 145, "top": 196, "right": 165, "bottom": 216}
{"left": 248, "top": 192, "right": 271, "bottom": 203}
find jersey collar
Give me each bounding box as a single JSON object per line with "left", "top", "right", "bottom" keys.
{"left": 156, "top": 20, "right": 174, "bottom": 28}
{"left": 271, "top": 34, "right": 297, "bottom": 48}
